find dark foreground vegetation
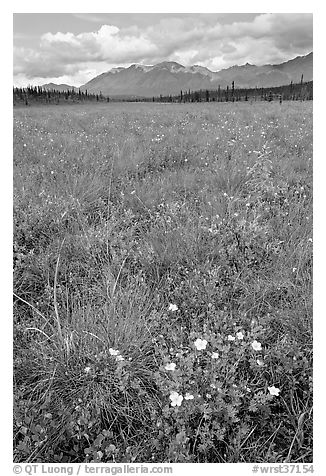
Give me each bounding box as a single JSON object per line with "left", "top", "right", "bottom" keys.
{"left": 13, "top": 79, "right": 312, "bottom": 106}
{"left": 14, "top": 101, "right": 312, "bottom": 463}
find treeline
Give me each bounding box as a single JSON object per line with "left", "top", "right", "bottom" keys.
{"left": 13, "top": 78, "right": 313, "bottom": 107}
{"left": 109, "top": 80, "right": 313, "bottom": 104}
{"left": 150, "top": 79, "right": 313, "bottom": 104}
{"left": 13, "top": 86, "right": 109, "bottom": 106}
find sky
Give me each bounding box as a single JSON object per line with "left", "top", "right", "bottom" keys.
{"left": 13, "top": 13, "right": 313, "bottom": 87}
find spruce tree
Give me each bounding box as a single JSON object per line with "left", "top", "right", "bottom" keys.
{"left": 300, "top": 74, "right": 304, "bottom": 101}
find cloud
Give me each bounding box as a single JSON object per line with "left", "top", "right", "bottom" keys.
{"left": 13, "top": 13, "right": 313, "bottom": 86}
{"left": 14, "top": 24, "right": 158, "bottom": 80}
{"left": 39, "top": 24, "right": 157, "bottom": 63}
{"left": 72, "top": 13, "right": 108, "bottom": 23}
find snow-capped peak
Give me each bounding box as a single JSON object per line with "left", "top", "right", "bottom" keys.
{"left": 153, "top": 62, "right": 185, "bottom": 73}
{"left": 110, "top": 67, "right": 126, "bottom": 74}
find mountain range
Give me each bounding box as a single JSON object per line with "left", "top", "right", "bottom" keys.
{"left": 43, "top": 52, "right": 313, "bottom": 98}
{"left": 41, "top": 83, "right": 76, "bottom": 92}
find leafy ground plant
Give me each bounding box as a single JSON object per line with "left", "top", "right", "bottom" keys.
{"left": 13, "top": 101, "right": 312, "bottom": 463}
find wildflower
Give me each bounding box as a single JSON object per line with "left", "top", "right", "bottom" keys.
{"left": 194, "top": 338, "right": 208, "bottom": 350}
{"left": 168, "top": 303, "right": 178, "bottom": 312}
{"left": 169, "top": 391, "right": 183, "bottom": 407}
{"left": 116, "top": 355, "right": 124, "bottom": 362}
{"left": 211, "top": 352, "right": 219, "bottom": 359}
{"left": 256, "top": 359, "right": 264, "bottom": 366}
{"left": 84, "top": 366, "right": 91, "bottom": 374}
{"left": 268, "top": 386, "right": 281, "bottom": 396}
{"left": 109, "top": 348, "right": 120, "bottom": 356}
{"left": 184, "top": 393, "right": 194, "bottom": 400}
{"left": 165, "top": 363, "right": 176, "bottom": 371}
{"left": 292, "top": 267, "right": 297, "bottom": 272}
{"left": 236, "top": 331, "right": 244, "bottom": 340}
{"left": 228, "top": 335, "right": 235, "bottom": 341}
{"left": 251, "top": 340, "right": 262, "bottom": 351}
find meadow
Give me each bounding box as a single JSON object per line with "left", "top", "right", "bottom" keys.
{"left": 13, "top": 101, "right": 313, "bottom": 463}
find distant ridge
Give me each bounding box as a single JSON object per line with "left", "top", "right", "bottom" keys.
{"left": 41, "top": 83, "right": 76, "bottom": 92}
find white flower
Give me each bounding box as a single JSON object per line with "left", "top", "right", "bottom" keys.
{"left": 236, "top": 331, "right": 244, "bottom": 340}
{"left": 184, "top": 393, "right": 194, "bottom": 400}
{"left": 268, "top": 386, "right": 281, "bottom": 396}
{"left": 194, "top": 338, "right": 208, "bottom": 350}
{"left": 168, "top": 303, "right": 178, "bottom": 312}
{"left": 228, "top": 335, "right": 236, "bottom": 341}
{"left": 251, "top": 340, "right": 262, "bottom": 351}
{"left": 211, "top": 352, "right": 219, "bottom": 359}
{"left": 256, "top": 359, "right": 264, "bottom": 366}
{"left": 169, "top": 391, "right": 183, "bottom": 407}
{"left": 109, "top": 348, "right": 120, "bottom": 356}
{"left": 116, "top": 355, "right": 124, "bottom": 362}
{"left": 165, "top": 362, "right": 176, "bottom": 371}
{"left": 84, "top": 366, "right": 91, "bottom": 373}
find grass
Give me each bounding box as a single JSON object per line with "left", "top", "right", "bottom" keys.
{"left": 13, "top": 100, "right": 312, "bottom": 463}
